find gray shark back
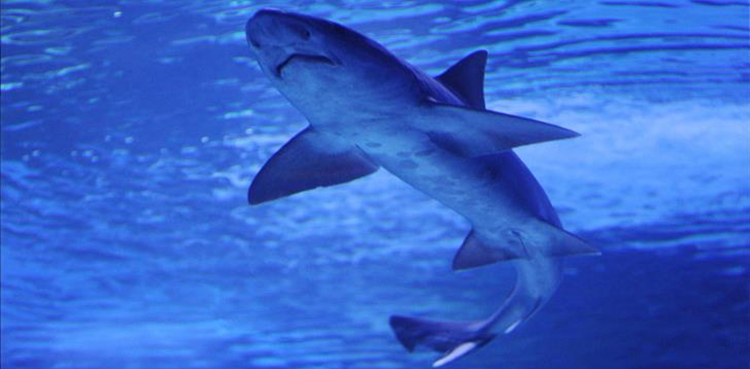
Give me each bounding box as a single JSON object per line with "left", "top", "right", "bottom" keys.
{"left": 244, "top": 10, "right": 598, "bottom": 367}
{"left": 474, "top": 152, "right": 562, "bottom": 227}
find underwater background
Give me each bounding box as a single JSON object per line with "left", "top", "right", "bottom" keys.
{"left": 1, "top": 1, "right": 749, "bottom": 368}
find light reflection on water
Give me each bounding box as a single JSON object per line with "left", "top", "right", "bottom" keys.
{"left": 1, "top": 1, "right": 748, "bottom": 368}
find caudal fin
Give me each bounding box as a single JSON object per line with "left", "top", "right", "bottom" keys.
{"left": 389, "top": 315, "right": 494, "bottom": 367}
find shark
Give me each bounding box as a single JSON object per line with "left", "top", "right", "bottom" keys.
{"left": 244, "top": 9, "right": 598, "bottom": 367}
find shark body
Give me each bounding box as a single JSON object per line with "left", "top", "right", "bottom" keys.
{"left": 244, "top": 9, "right": 597, "bottom": 366}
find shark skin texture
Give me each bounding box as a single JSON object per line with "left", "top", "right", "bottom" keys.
{"left": 244, "top": 9, "right": 598, "bottom": 367}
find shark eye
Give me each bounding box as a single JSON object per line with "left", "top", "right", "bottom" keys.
{"left": 289, "top": 23, "right": 311, "bottom": 40}
{"left": 249, "top": 36, "right": 261, "bottom": 48}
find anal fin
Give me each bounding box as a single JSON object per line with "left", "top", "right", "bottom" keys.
{"left": 452, "top": 231, "right": 524, "bottom": 271}
{"left": 540, "top": 222, "right": 601, "bottom": 258}
{"left": 452, "top": 225, "right": 600, "bottom": 271}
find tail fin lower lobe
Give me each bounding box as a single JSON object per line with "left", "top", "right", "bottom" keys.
{"left": 389, "top": 315, "right": 494, "bottom": 367}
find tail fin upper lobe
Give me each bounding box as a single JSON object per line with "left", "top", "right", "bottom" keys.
{"left": 389, "top": 315, "right": 494, "bottom": 367}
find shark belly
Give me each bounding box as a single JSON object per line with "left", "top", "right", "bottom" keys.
{"left": 352, "top": 125, "right": 533, "bottom": 234}
{"left": 244, "top": 10, "right": 598, "bottom": 366}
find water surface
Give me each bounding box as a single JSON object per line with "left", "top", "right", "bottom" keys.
{"left": 1, "top": 1, "right": 749, "bottom": 368}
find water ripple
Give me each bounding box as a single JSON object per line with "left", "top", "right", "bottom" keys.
{"left": 1, "top": 1, "right": 748, "bottom": 368}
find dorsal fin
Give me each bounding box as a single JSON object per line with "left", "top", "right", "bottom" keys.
{"left": 436, "top": 50, "right": 488, "bottom": 110}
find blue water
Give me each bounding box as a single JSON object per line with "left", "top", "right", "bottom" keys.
{"left": 1, "top": 1, "right": 749, "bottom": 368}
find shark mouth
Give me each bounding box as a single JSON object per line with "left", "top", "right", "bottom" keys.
{"left": 275, "top": 53, "right": 336, "bottom": 77}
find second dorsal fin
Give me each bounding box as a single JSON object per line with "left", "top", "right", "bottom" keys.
{"left": 436, "top": 50, "right": 488, "bottom": 110}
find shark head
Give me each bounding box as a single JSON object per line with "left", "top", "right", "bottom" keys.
{"left": 246, "top": 9, "right": 342, "bottom": 80}
{"left": 245, "top": 9, "right": 420, "bottom": 119}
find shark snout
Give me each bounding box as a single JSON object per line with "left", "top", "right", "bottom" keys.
{"left": 246, "top": 9, "right": 312, "bottom": 50}
{"left": 246, "top": 9, "right": 340, "bottom": 79}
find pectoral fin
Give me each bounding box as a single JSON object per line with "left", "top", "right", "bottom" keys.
{"left": 419, "top": 103, "right": 580, "bottom": 157}
{"left": 248, "top": 127, "right": 379, "bottom": 205}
